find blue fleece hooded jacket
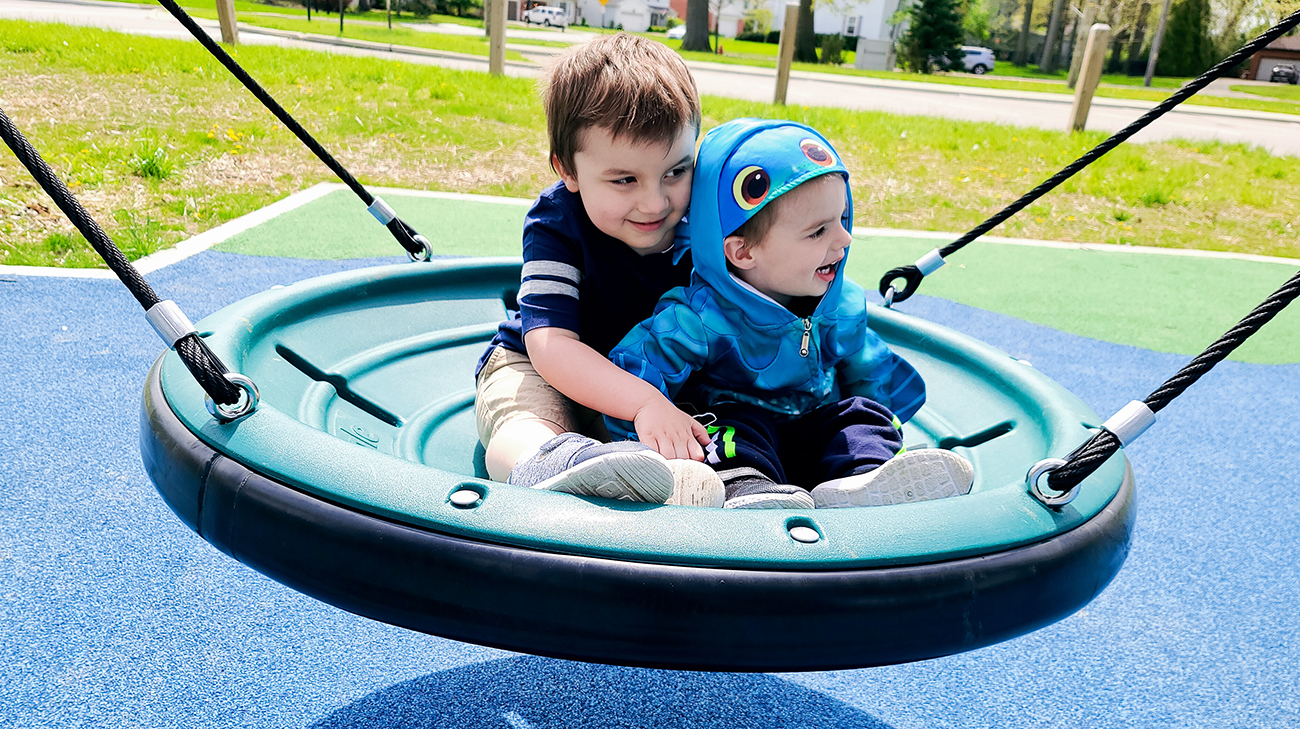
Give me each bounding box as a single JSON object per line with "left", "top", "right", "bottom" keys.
{"left": 605, "top": 119, "right": 925, "bottom": 440}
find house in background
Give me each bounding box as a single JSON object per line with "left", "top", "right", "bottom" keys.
{"left": 661, "top": 0, "right": 900, "bottom": 51}
{"left": 1248, "top": 36, "right": 1300, "bottom": 81}
{"left": 576, "top": 0, "right": 670, "bottom": 30}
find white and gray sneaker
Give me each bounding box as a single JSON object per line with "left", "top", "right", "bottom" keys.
{"left": 810, "top": 449, "right": 974, "bottom": 508}
{"left": 720, "top": 467, "right": 815, "bottom": 510}
{"left": 508, "top": 433, "right": 673, "bottom": 503}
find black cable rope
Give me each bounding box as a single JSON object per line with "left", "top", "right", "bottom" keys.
{"left": 0, "top": 107, "right": 241, "bottom": 405}
{"left": 153, "top": 0, "right": 431, "bottom": 260}
{"left": 879, "top": 8, "right": 1300, "bottom": 304}
{"left": 1045, "top": 268, "right": 1300, "bottom": 494}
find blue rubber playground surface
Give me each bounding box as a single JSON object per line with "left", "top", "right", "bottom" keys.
{"left": 3, "top": 188, "right": 1299, "bottom": 727}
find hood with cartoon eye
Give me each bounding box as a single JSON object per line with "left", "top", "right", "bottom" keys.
{"left": 688, "top": 118, "right": 854, "bottom": 326}
{"left": 717, "top": 124, "right": 849, "bottom": 238}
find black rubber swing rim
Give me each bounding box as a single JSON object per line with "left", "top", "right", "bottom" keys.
{"left": 142, "top": 355, "right": 1134, "bottom": 672}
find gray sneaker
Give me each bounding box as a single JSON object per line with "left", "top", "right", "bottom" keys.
{"left": 810, "top": 449, "right": 974, "bottom": 508}
{"left": 720, "top": 467, "right": 815, "bottom": 510}
{"left": 508, "top": 433, "right": 673, "bottom": 503}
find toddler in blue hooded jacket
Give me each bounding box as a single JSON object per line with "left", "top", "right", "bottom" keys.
{"left": 606, "top": 119, "right": 974, "bottom": 508}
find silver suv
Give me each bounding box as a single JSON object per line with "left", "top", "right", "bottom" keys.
{"left": 523, "top": 5, "right": 568, "bottom": 29}
{"left": 961, "top": 46, "right": 995, "bottom": 74}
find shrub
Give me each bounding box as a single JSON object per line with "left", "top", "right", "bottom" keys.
{"left": 819, "top": 34, "right": 843, "bottom": 64}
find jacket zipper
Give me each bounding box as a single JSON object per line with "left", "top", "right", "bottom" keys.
{"left": 799, "top": 318, "right": 812, "bottom": 357}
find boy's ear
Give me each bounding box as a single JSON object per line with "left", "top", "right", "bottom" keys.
{"left": 553, "top": 154, "right": 580, "bottom": 193}
{"left": 723, "top": 235, "right": 757, "bottom": 270}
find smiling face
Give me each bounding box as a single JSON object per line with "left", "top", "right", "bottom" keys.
{"left": 723, "top": 174, "right": 852, "bottom": 307}
{"left": 555, "top": 124, "right": 697, "bottom": 256}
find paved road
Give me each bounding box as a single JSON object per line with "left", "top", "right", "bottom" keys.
{"left": 4, "top": 0, "right": 1299, "bottom": 156}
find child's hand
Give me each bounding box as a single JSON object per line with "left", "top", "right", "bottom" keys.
{"left": 633, "top": 399, "right": 712, "bottom": 461}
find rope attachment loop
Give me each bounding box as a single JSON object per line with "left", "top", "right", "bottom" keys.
{"left": 1029, "top": 267, "right": 1300, "bottom": 508}
{"left": 153, "top": 0, "right": 432, "bottom": 261}
{"left": 880, "top": 250, "right": 946, "bottom": 307}
{"left": 205, "top": 373, "right": 260, "bottom": 422}
{"left": 878, "top": 8, "right": 1300, "bottom": 306}
{"left": 0, "top": 105, "right": 253, "bottom": 415}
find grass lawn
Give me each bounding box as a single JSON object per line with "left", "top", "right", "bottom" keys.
{"left": 987, "top": 63, "right": 1192, "bottom": 89}
{"left": 1232, "top": 83, "right": 1300, "bottom": 101}
{"left": 1, "top": 19, "right": 1297, "bottom": 269}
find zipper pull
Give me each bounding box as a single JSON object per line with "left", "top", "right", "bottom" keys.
{"left": 800, "top": 318, "right": 812, "bottom": 357}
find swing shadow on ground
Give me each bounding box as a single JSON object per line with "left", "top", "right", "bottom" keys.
{"left": 310, "top": 655, "right": 895, "bottom": 729}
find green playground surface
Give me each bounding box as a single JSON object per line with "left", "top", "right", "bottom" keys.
{"left": 214, "top": 187, "right": 1300, "bottom": 365}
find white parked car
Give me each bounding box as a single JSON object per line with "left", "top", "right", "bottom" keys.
{"left": 523, "top": 5, "right": 568, "bottom": 29}
{"left": 666, "top": 25, "right": 686, "bottom": 39}
{"left": 961, "top": 46, "right": 995, "bottom": 74}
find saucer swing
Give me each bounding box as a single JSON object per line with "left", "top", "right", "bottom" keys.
{"left": 3, "top": 6, "right": 1297, "bottom": 672}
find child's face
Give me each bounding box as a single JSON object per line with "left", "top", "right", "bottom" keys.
{"left": 725, "top": 175, "right": 851, "bottom": 307}
{"left": 556, "top": 124, "right": 696, "bottom": 256}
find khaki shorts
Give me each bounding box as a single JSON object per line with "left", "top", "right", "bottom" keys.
{"left": 474, "top": 345, "right": 610, "bottom": 447}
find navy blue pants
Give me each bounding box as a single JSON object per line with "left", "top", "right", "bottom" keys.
{"left": 701, "top": 397, "right": 904, "bottom": 489}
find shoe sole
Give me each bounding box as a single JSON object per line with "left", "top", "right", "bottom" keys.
{"left": 812, "top": 450, "right": 974, "bottom": 508}
{"left": 724, "top": 492, "right": 815, "bottom": 509}
{"left": 666, "top": 460, "right": 726, "bottom": 508}
{"left": 533, "top": 451, "right": 674, "bottom": 503}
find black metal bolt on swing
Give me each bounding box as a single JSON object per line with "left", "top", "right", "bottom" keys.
{"left": 3, "top": 10, "right": 1296, "bottom": 671}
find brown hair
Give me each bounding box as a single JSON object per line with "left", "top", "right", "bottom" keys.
{"left": 542, "top": 33, "right": 701, "bottom": 177}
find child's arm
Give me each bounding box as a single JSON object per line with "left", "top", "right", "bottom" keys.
{"left": 837, "top": 327, "right": 927, "bottom": 423}
{"left": 526, "top": 327, "right": 711, "bottom": 461}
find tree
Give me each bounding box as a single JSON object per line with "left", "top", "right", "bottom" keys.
{"left": 744, "top": 7, "right": 774, "bottom": 35}
{"left": 898, "top": 0, "right": 966, "bottom": 72}
{"left": 963, "top": 0, "right": 992, "bottom": 44}
{"left": 682, "top": 0, "right": 713, "bottom": 51}
{"left": 1156, "top": 0, "right": 1215, "bottom": 76}
{"left": 1013, "top": 0, "right": 1034, "bottom": 65}
{"left": 794, "top": 0, "right": 819, "bottom": 62}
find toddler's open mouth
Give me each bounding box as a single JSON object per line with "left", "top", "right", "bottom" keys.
{"left": 815, "top": 259, "right": 841, "bottom": 281}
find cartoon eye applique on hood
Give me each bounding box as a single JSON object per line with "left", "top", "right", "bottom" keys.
{"left": 732, "top": 165, "right": 770, "bottom": 210}
{"left": 800, "top": 139, "right": 836, "bottom": 167}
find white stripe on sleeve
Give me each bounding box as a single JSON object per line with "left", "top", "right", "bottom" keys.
{"left": 521, "top": 260, "right": 582, "bottom": 284}
{"left": 519, "top": 279, "right": 579, "bottom": 300}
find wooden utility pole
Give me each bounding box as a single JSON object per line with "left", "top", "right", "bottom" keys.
{"left": 774, "top": 3, "right": 799, "bottom": 104}
{"left": 488, "top": 0, "right": 506, "bottom": 75}
{"left": 1144, "top": 0, "right": 1173, "bottom": 86}
{"left": 387, "top": 0, "right": 392, "bottom": 29}
{"left": 215, "top": 0, "right": 238, "bottom": 44}
{"left": 1071, "top": 24, "right": 1110, "bottom": 131}
{"left": 1067, "top": 1, "right": 1098, "bottom": 88}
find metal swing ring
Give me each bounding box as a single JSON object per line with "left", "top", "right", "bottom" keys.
{"left": 1026, "top": 458, "right": 1079, "bottom": 508}
{"left": 204, "top": 373, "right": 260, "bottom": 422}
{"left": 407, "top": 234, "right": 433, "bottom": 263}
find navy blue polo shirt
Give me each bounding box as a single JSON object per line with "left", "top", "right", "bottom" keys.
{"left": 477, "top": 181, "right": 693, "bottom": 375}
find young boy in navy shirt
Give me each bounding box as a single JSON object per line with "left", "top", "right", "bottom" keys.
{"left": 474, "top": 34, "right": 722, "bottom": 505}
